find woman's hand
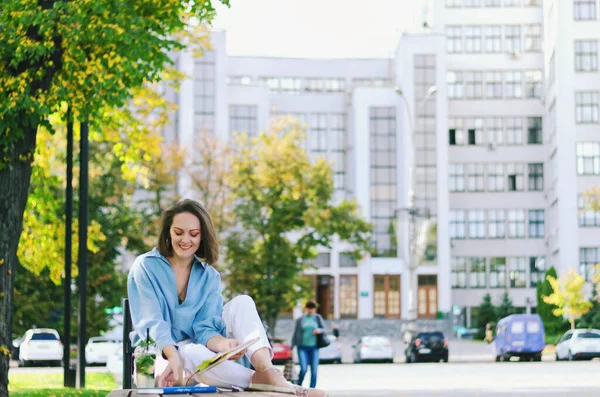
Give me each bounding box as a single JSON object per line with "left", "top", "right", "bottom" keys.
{"left": 157, "top": 346, "right": 182, "bottom": 387}
{"left": 222, "top": 338, "right": 248, "bottom": 361}
{"left": 207, "top": 335, "right": 248, "bottom": 360}
{"left": 312, "top": 328, "right": 323, "bottom": 335}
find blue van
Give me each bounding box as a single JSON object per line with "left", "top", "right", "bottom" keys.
{"left": 493, "top": 314, "right": 545, "bottom": 362}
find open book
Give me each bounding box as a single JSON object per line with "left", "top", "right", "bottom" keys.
{"left": 195, "top": 336, "right": 260, "bottom": 375}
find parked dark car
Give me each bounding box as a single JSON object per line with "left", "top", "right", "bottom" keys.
{"left": 405, "top": 331, "right": 449, "bottom": 363}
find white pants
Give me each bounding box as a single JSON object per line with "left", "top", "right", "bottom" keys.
{"left": 154, "top": 295, "right": 272, "bottom": 389}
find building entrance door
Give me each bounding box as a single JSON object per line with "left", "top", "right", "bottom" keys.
{"left": 418, "top": 275, "right": 438, "bottom": 319}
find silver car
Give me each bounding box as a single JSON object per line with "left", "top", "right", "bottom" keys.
{"left": 555, "top": 329, "right": 600, "bottom": 361}
{"left": 352, "top": 335, "right": 394, "bottom": 363}
{"left": 319, "top": 335, "right": 342, "bottom": 364}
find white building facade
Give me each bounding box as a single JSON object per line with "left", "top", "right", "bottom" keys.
{"left": 161, "top": 0, "right": 600, "bottom": 325}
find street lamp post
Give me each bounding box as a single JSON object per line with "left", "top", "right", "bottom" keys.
{"left": 395, "top": 85, "right": 436, "bottom": 337}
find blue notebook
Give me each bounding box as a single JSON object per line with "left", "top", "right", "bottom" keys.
{"left": 137, "top": 385, "right": 217, "bottom": 394}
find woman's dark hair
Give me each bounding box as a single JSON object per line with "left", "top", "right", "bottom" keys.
{"left": 305, "top": 300, "right": 318, "bottom": 309}
{"left": 157, "top": 199, "right": 219, "bottom": 265}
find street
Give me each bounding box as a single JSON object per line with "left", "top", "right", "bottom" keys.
{"left": 10, "top": 359, "right": 600, "bottom": 396}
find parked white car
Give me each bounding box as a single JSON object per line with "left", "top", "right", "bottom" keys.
{"left": 352, "top": 335, "right": 394, "bottom": 363}
{"left": 555, "top": 329, "right": 600, "bottom": 361}
{"left": 319, "top": 335, "right": 342, "bottom": 364}
{"left": 106, "top": 342, "right": 124, "bottom": 386}
{"left": 85, "top": 336, "right": 121, "bottom": 365}
{"left": 19, "top": 328, "right": 63, "bottom": 367}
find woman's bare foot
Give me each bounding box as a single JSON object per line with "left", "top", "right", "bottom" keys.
{"left": 248, "top": 367, "right": 327, "bottom": 396}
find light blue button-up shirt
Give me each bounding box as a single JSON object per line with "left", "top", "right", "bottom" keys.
{"left": 127, "top": 247, "right": 226, "bottom": 353}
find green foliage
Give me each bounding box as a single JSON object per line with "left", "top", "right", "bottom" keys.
{"left": 543, "top": 268, "right": 593, "bottom": 330}
{"left": 0, "top": 0, "right": 227, "bottom": 165}
{"left": 576, "top": 285, "right": 600, "bottom": 329}
{"left": 497, "top": 291, "right": 516, "bottom": 319}
{"left": 224, "top": 117, "right": 373, "bottom": 334}
{"left": 536, "top": 266, "right": 567, "bottom": 334}
{"left": 9, "top": 372, "right": 116, "bottom": 394}
{"left": 476, "top": 294, "right": 497, "bottom": 339}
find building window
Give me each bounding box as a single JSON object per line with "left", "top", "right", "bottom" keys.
{"left": 449, "top": 118, "right": 465, "bottom": 145}
{"left": 528, "top": 209, "right": 545, "bottom": 238}
{"left": 464, "top": 0, "right": 482, "bottom": 5}
{"left": 487, "top": 164, "right": 504, "bottom": 191}
{"left": 484, "top": 26, "right": 502, "bottom": 53}
{"left": 505, "top": 25, "right": 522, "bottom": 53}
{"left": 548, "top": 51, "right": 556, "bottom": 88}
{"left": 527, "top": 117, "right": 543, "bottom": 144}
{"left": 488, "top": 209, "right": 506, "bottom": 238}
{"left": 452, "top": 257, "right": 467, "bottom": 288}
{"left": 485, "top": 0, "right": 502, "bottom": 6}
{"left": 580, "top": 248, "right": 600, "bottom": 281}
{"left": 505, "top": 117, "right": 523, "bottom": 145}
{"left": 464, "top": 26, "right": 482, "bottom": 53}
{"left": 340, "top": 252, "right": 357, "bottom": 267}
{"left": 229, "top": 105, "right": 258, "bottom": 137}
{"left": 339, "top": 275, "right": 358, "bottom": 318}
{"left": 308, "top": 113, "right": 328, "bottom": 162}
{"left": 575, "top": 40, "right": 598, "bottom": 72}
{"left": 508, "top": 257, "right": 527, "bottom": 288}
{"left": 330, "top": 113, "right": 346, "bottom": 190}
{"left": 508, "top": 209, "right": 526, "bottom": 238}
{"left": 524, "top": 71, "right": 543, "bottom": 99}
{"left": 468, "top": 209, "right": 486, "bottom": 239}
{"left": 529, "top": 256, "right": 546, "bottom": 287}
{"left": 449, "top": 164, "right": 466, "bottom": 192}
{"left": 467, "top": 163, "right": 485, "bottom": 191}
{"left": 466, "top": 118, "right": 484, "bottom": 145}
{"left": 450, "top": 210, "right": 466, "bottom": 239}
{"left": 370, "top": 107, "right": 397, "bottom": 257}
{"left": 469, "top": 257, "right": 487, "bottom": 288}
{"left": 577, "top": 142, "right": 600, "bottom": 175}
{"left": 528, "top": 163, "right": 544, "bottom": 191}
{"left": 446, "top": 0, "right": 463, "bottom": 7}
{"left": 465, "top": 72, "right": 483, "bottom": 98}
{"left": 524, "top": 71, "right": 542, "bottom": 99}
{"left": 485, "top": 71, "right": 503, "bottom": 98}
{"left": 486, "top": 117, "right": 504, "bottom": 145}
{"left": 448, "top": 72, "right": 464, "bottom": 99}
{"left": 194, "top": 51, "right": 216, "bottom": 136}
{"left": 307, "top": 253, "right": 331, "bottom": 268}
{"left": 574, "top": 0, "right": 597, "bottom": 20}
{"left": 490, "top": 257, "right": 507, "bottom": 288}
{"left": 447, "top": 26, "right": 463, "bottom": 53}
{"left": 578, "top": 194, "right": 600, "bottom": 226}
{"left": 504, "top": 71, "right": 523, "bottom": 98}
{"left": 524, "top": 0, "right": 541, "bottom": 5}
{"left": 506, "top": 163, "right": 524, "bottom": 191}
{"left": 373, "top": 275, "right": 401, "bottom": 318}
{"left": 524, "top": 25, "right": 542, "bottom": 52}
{"left": 576, "top": 92, "right": 600, "bottom": 123}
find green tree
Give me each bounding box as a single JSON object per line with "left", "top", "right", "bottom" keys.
{"left": 543, "top": 268, "right": 593, "bottom": 330}
{"left": 536, "top": 266, "right": 566, "bottom": 334}
{"left": 224, "top": 118, "right": 373, "bottom": 335}
{"left": 476, "top": 294, "right": 497, "bottom": 340}
{"left": 0, "top": 2, "right": 227, "bottom": 393}
{"left": 497, "top": 291, "right": 516, "bottom": 319}
{"left": 578, "top": 285, "right": 600, "bottom": 330}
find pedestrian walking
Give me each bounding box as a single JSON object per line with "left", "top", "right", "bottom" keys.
{"left": 291, "top": 301, "right": 328, "bottom": 388}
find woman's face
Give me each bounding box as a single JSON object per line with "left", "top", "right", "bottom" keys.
{"left": 169, "top": 212, "right": 201, "bottom": 260}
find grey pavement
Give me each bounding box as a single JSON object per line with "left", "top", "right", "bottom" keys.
{"left": 314, "top": 360, "right": 600, "bottom": 396}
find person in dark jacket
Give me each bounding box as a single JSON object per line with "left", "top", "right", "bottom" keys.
{"left": 291, "top": 301, "right": 327, "bottom": 388}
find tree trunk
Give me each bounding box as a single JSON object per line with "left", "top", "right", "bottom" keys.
{"left": 0, "top": 126, "right": 38, "bottom": 397}
{"left": 570, "top": 316, "right": 575, "bottom": 330}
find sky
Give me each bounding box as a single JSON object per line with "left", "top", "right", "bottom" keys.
{"left": 211, "top": 0, "right": 425, "bottom": 59}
